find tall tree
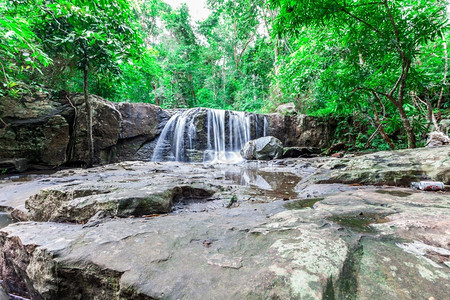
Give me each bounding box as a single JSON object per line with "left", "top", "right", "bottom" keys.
{"left": 270, "top": 0, "right": 448, "bottom": 148}
{"left": 40, "top": 0, "right": 142, "bottom": 166}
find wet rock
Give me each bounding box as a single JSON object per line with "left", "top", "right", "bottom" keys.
{"left": 25, "top": 176, "right": 216, "bottom": 222}
{"left": 0, "top": 157, "right": 449, "bottom": 299}
{"left": 1, "top": 93, "right": 334, "bottom": 166}
{"left": 0, "top": 95, "right": 71, "bottom": 166}
{"left": 282, "top": 147, "right": 321, "bottom": 158}
{"left": 0, "top": 212, "right": 12, "bottom": 229}
{"left": 295, "top": 183, "right": 372, "bottom": 199}
{"left": 0, "top": 159, "right": 28, "bottom": 173}
{"left": 0, "top": 286, "right": 8, "bottom": 300}
{"left": 290, "top": 114, "right": 331, "bottom": 148}
{"left": 356, "top": 238, "right": 450, "bottom": 300}
{"left": 265, "top": 113, "right": 331, "bottom": 148}
{"left": 70, "top": 94, "right": 121, "bottom": 164}
{"left": 240, "top": 140, "right": 256, "bottom": 160}
{"left": 0, "top": 93, "right": 170, "bottom": 166}
{"left": 112, "top": 102, "right": 169, "bottom": 161}
{"left": 0, "top": 207, "right": 349, "bottom": 300}
{"left": 240, "top": 136, "right": 283, "bottom": 160}
{"left": 310, "top": 146, "right": 450, "bottom": 186}
{"left": 114, "top": 102, "right": 163, "bottom": 140}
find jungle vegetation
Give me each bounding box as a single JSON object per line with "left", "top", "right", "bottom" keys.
{"left": 1, "top": 0, "right": 449, "bottom": 151}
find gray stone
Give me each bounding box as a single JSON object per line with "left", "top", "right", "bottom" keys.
{"left": 426, "top": 131, "right": 450, "bottom": 147}
{"left": 240, "top": 136, "right": 283, "bottom": 160}
{"left": 0, "top": 95, "right": 71, "bottom": 166}
{"left": 0, "top": 287, "right": 8, "bottom": 300}
{"left": 305, "top": 145, "right": 450, "bottom": 186}
{"left": 275, "top": 102, "right": 297, "bottom": 115}
{"left": 0, "top": 147, "right": 449, "bottom": 299}
{"left": 1, "top": 185, "right": 450, "bottom": 299}
{"left": 266, "top": 113, "right": 331, "bottom": 148}
{"left": 70, "top": 94, "right": 121, "bottom": 164}
{"left": 0, "top": 159, "right": 28, "bottom": 173}
{"left": 25, "top": 163, "right": 217, "bottom": 223}
{"left": 113, "top": 102, "right": 163, "bottom": 140}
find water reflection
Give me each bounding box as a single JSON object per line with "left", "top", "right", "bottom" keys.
{"left": 0, "top": 212, "right": 13, "bottom": 229}
{"left": 224, "top": 168, "right": 301, "bottom": 199}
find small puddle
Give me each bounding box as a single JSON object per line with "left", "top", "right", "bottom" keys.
{"left": 284, "top": 198, "right": 323, "bottom": 210}
{"left": 375, "top": 190, "right": 412, "bottom": 197}
{"left": 328, "top": 213, "right": 390, "bottom": 233}
{"left": 0, "top": 212, "right": 13, "bottom": 229}
{"left": 0, "top": 170, "right": 57, "bottom": 184}
{"left": 224, "top": 168, "right": 301, "bottom": 200}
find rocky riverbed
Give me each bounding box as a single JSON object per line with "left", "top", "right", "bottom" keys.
{"left": 0, "top": 146, "right": 449, "bottom": 299}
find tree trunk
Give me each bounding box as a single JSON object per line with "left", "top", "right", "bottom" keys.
{"left": 395, "top": 101, "right": 416, "bottom": 148}
{"left": 371, "top": 101, "right": 395, "bottom": 150}
{"left": 437, "top": 36, "right": 448, "bottom": 122}
{"left": 385, "top": 56, "right": 416, "bottom": 148}
{"left": 153, "top": 83, "right": 159, "bottom": 106}
{"left": 271, "top": 37, "right": 282, "bottom": 104}
{"left": 83, "top": 48, "right": 94, "bottom": 167}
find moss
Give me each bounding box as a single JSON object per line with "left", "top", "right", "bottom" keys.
{"left": 328, "top": 213, "right": 390, "bottom": 233}
{"left": 284, "top": 198, "right": 324, "bottom": 210}
{"left": 375, "top": 190, "right": 411, "bottom": 197}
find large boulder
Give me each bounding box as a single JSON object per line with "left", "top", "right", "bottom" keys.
{"left": 112, "top": 102, "right": 169, "bottom": 161}
{"left": 114, "top": 102, "right": 162, "bottom": 140}
{"left": 265, "top": 113, "right": 331, "bottom": 148}
{"left": 241, "top": 136, "right": 283, "bottom": 160}
{"left": 0, "top": 93, "right": 173, "bottom": 166}
{"left": 304, "top": 145, "right": 450, "bottom": 186}
{"left": 0, "top": 94, "right": 72, "bottom": 167}
{"left": 69, "top": 94, "right": 121, "bottom": 164}
{"left": 426, "top": 131, "right": 450, "bottom": 147}
{"left": 275, "top": 102, "right": 297, "bottom": 115}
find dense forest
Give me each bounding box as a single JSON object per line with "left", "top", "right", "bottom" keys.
{"left": 1, "top": 0, "right": 449, "bottom": 150}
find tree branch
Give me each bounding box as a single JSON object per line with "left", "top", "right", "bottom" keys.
{"left": 437, "top": 35, "right": 448, "bottom": 119}
{"left": 353, "top": 86, "right": 390, "bottom": 99}
{"left": 236, "top": 34, "right": 254, "bottom": 69}
{"left": 0, "top": 117, "right": 8, "bottom": 137}
{"left": 382, "top": 0, "right": 405, "bottom": 58}
{"left": 337, "top": 5, "right": 384, "bottom": 37}
{"left": 0, "top": 61, "right": 8, "bottom": 86}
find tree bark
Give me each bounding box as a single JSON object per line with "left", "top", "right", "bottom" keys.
{"left": 437, "top": 36, "right": 448, "bottom": 122}
{"left": 371, "top": 96, "right": 395, "bottom": 150}
{"left": 152, "top": 83, "right": 159, "bottom": 106}
{"left": 83, "top": 47, "right": 94, "bottom": 167}
{"left": 394, "top": 100, "right": 416, "bottom": 148}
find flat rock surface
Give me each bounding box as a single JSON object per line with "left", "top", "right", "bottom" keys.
{"left": 0, "top": 146, "right": 449, "bottom": 299}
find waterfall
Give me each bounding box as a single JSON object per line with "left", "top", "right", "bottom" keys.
{"left": 151, "top": 108, "right": 268, "bottom": 163}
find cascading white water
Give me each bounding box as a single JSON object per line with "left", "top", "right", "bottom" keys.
{"left": 151, "top": 109, "right": 200, "bottom": 162}
{"left": 151, "top": 108, "right": 268, "bottom": 163}
{"left": 204, "top": 109, "right": 253, "bottom": 163}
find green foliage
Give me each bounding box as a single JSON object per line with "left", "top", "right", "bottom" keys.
{"left": 2, "top": 0, "right": 449, "bottom": 151}
{"left": 270, "top": 0, "right": 449, "bottom": 148}
{"left": 37, "top": 0, "right": 142, "bottom": 90}
{"left": 0, "top": 0, "right": 50, "bottom": 96}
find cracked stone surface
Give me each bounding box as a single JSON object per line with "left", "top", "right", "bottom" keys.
{"left": 0, "top": 146, "right": 449, "bottom": 299}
